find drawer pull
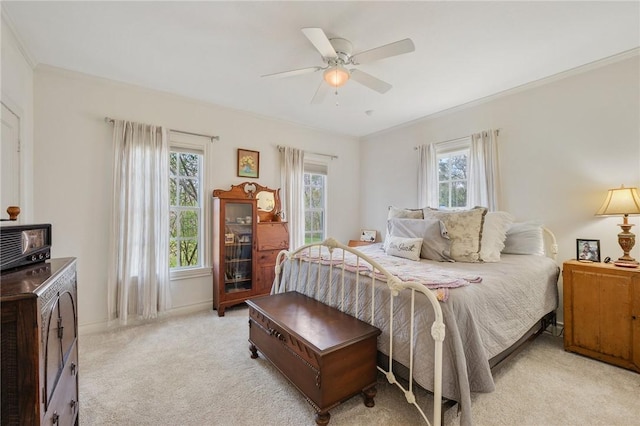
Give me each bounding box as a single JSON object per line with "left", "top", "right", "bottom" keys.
{"left": 70, "top": 362, "right": 77, "bottom": 376}
{"left": 52, "top": 412, "right": 59, "bottom": 424}
{"left": 70, "top": 399, "right": 77, "bottom": 411}
{"left": 268, "top": 328, "right": 285, "bottom": 341}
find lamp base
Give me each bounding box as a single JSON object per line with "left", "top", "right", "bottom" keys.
{"left": 617, "top": 223, "right": 637, "bottom": 264}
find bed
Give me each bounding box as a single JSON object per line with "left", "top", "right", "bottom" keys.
{"left": 271, "top": 210, "right": 560, "bottom": 426}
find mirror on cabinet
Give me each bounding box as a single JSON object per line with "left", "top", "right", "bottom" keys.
{"left": 256, "top": 191, "right": 275, "bottom": 212}
{"left": 253, "top": 183, "right": 281, "bottom": 222}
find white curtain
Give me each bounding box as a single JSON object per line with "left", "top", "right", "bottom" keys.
{"left": 417, "top": 143, "right": 437, "bottom": 208}
{"left": 107, "top": 120, "right": 171, "bottom": 326}
{"left": 280, "top": 146, "right": 305, "bottom": 249}
{"left": 468, "top": 129, "right": 500, "bottom": 211}
{"left": 418, "top": 129, "right": 499, "bottom": 210}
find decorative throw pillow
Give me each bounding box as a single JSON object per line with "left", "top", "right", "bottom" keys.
{"left": 385, "top": 235, "right": 423, "bottom": 261}
{"left": 480, "top": 211, "right": 514, "bottom": 262}
{"left": 502, "top": 222, "right": 545, "bottom": 256}
{"left": 387, "top": 206, "right": 424, "bottom": 220}
{"left": 422, "top": 207, "right": 488, "bottom": 262}
{"left": 387, "top": 218, "right": 453, "bottom": 262}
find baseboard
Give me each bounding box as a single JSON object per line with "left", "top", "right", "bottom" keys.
{"left": 78, "top": 301, "right": 212, "bottom": 336}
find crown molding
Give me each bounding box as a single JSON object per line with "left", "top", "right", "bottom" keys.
{"left": 363, "top": 48, "right": 640, "bottom": 140}
{"left": 1, "top": 6, "right": 37, "bottom": 69}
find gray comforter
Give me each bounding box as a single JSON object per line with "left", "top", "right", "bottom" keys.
{"left": 273, "top": 243, "right": 559, "bottom": 425}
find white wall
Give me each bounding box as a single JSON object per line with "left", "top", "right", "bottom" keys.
{"left": 1, "top": 13, "right": 34, "bottom": 223}
{"left": 8, "top": 14, "right": 639, "bottom": 330}
{"left": 360, "top": 53, "right": 640, "bottom": 322}
{"left": 33, "top": 66, "right": 360, "bottom": 333}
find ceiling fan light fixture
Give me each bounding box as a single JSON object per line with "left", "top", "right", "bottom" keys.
{"left": 323, "top": 65, "right": 350, "bottom": 88}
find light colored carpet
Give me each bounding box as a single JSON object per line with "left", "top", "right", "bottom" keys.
{"left": 79, "top": 306, "right": 640, "bottom": 425}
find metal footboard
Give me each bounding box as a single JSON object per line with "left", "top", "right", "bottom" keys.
{"left": 272, "top": 237, "right": 444, "bottom": 426}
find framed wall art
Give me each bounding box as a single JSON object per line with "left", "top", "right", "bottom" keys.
{"left": 577, "top": 239, "right": 600, "bottom": 262}
{"left": 237, "top": 149, "right": 259, "bottom": 178}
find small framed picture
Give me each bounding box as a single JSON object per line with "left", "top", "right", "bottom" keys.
{"left": 237, "top": 148, "right": 259, "bottom": 178}
{"left": 224, "top": 233, "right": 235, "bottom": 244}
{"left": 360, "top": 229, "right": 377, "bottom": 243}
{"left": 577, "top": 239, "right": 600, "bottom": 262}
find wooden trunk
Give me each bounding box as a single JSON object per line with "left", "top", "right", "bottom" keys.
{"left": 247, "top": 292, "right": 381, "bottom": 425}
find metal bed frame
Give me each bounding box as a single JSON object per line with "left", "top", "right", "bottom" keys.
{"left": 272, "top": 228, "right": 558, "bottom": 425}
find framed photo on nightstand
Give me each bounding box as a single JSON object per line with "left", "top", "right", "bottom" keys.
{"left": 577, "top": 239, "right": 600, "bottom": 262}
{"left": 360, "top": 229, "right": 377, "bottom": 243}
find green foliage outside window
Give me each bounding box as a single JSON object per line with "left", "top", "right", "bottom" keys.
{"left": 438, "top": 153, "right": 468, "bottom": 208}
{"left": 304, "top": 172, "right": 325, "bottom": 244}
{"left": 169, "top": 151, "right": 202, "bottom": 269}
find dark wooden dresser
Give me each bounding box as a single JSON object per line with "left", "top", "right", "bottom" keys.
{"left": 1, "top": 258, "right": 79, "bottom": 425}
{"left": 247, "top": 291, "right": 381, "bottom": 425}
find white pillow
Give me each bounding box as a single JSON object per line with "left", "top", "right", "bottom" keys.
{"left": 385, "top": 235, "right": 423, "bottom": 261}
{"left": 387, "top": 218, "right": 453, "bottom": 262}
{"left": 422, "top": 207, "right": 487, "bottom": 262}
{"left": 502, "top": 222, "right": 545, "bottom": 256}
{"left": 480, "top": 211, "right": 514, "bottom": 262}
{"left": 385, "top": 206, "right": 425, "bottom": 247}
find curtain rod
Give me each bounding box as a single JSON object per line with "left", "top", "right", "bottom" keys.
{"left": 413, "top": 129, "right": 501, "bottom": 150}
{"left": 277, "top": 145, "right": 338, "bottom": 160}
{"left": 104, "top": 117, "right": 220, "bottom": 142}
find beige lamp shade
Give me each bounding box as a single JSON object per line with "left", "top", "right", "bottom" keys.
{"left": 596, "top": 185, "right": 640, "bottom": 264}
{"left": 595, "top": 185, "right": 640, "bottom": 216}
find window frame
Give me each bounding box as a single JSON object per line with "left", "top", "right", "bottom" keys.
{"left": 434, "top": 138, "right": 471, "bottom": 210}
{"left": 303, "top": 161, "right": 328, "bottom": 245}
{"left": 169, "top": 136, "right": 210, "bottom": 280}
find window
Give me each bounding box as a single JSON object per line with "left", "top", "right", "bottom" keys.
{"left": 437, "top": 149, "right": 469, "bottom": 208}
{"left": 169, "top": 149, "right": 203, "bottom": 269}
{"left": 303, "top": 163, "right": 327, "bottom": 244}
{"left": 419, "top": 131, "right": 498, "bottom": 211}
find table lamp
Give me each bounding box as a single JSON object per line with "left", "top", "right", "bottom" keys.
{"left": 595, "top": 185, "right": 640, "bottom": 264}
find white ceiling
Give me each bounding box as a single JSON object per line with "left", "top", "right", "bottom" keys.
{"left": 3, "top": 1, "right": 639, "bottom": 137}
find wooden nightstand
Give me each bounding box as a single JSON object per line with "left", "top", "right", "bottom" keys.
{"left": 562, "top": 260, "right": 640, "bottom": 372}
{"left": 348, "top": 240, "right": 375, "bottom": 247}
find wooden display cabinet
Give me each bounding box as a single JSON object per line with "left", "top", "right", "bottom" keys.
{"left": 562, "top": 260, "right": 640, "bottom": 372}
{"left": 212, "top": 182, "right": 289, "bottom": 316}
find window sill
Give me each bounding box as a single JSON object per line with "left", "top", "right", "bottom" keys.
{"left": 170, "top": 266, "right": 212, "bottom": 281}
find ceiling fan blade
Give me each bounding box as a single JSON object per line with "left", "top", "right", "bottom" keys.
{"left": 351, "top": 38, "right": 415, "bottom": 64}
{"left": 261, "top": 66, "right": 323, "bottom": 79}
{"left": 302, "top": 27, "right": 338, "bottom": 59}
{"left": 350, "top": 69, "right": 392, "bottom": 94}
{"left": 310, "top": 81, "right": 330, "bottom": 104}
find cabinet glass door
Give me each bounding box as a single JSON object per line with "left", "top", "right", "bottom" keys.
{"left": 223, "top": 202, "right": 253, "bottom": 293}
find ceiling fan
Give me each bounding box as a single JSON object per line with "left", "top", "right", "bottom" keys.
{"left": 262, "top": 28, "right": 415, "bottom": 104}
